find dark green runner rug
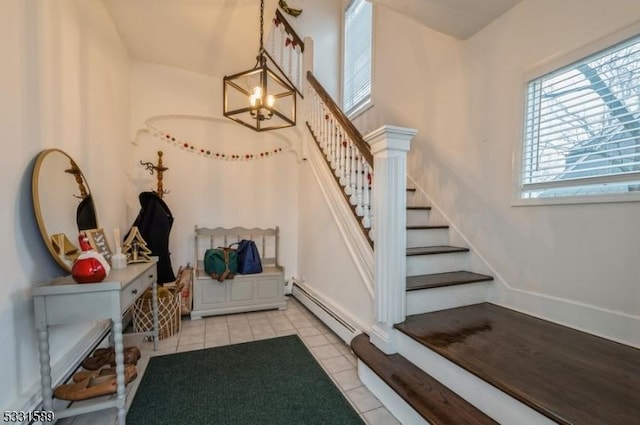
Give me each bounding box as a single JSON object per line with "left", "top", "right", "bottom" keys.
{"left": 127, "top": 335, "right": 365, "bottom": 425}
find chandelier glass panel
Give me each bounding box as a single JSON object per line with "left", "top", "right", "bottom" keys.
{"left": 223, "top": 0, "right": 296, "bottom": 131}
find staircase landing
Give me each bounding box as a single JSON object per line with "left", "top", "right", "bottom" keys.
{"left": 395, "top": 303, "right": 640, "bottom": 425}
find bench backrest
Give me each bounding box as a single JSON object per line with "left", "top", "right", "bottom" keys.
{"left": 194, "top": 226, "right": 280, "bottom": 271}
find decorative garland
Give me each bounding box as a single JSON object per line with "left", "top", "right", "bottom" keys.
{"left": 147, "top": 125, "right": 286, "bottom": 161}
{"left": 273, "top": 17, "right": 300, "bottom": 49}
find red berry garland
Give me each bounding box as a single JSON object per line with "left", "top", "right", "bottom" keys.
{"left": 154, "top": 130, "right": 284, "bottom": 161}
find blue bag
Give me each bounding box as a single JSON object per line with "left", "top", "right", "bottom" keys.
{"left": 233, "top": 239, "right": 263, "bottom": 274}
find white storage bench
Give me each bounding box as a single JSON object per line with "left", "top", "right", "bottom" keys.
{"left": 191, "top": 226, "right": 286, "bottom": 319}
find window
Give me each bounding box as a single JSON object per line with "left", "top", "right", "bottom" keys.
{"left": 343, "top": 0, "right": 372, "bottom": 116}
{"left": 521, "top": 33, "right": 640, "bottom": 200}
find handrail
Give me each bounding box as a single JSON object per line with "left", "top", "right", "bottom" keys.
{"left": 306, "top": 71, "right": 373, "bottom": 166}
{"left": 275, "top": 9, "right": 304, "bottom": 52}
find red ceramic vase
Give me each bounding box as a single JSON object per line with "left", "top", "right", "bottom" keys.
{"left": 72, "top": 234, "right": 107, "bottom": 284}
{"left": 71, "top": 256, "right": 107, "bottom": 283}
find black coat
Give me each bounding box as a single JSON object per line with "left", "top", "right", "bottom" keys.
{"left": 129, "top": 191, "right": 176, "bottom": 284}
{"left": 76, "top": 194, "right": 97, "bottom": 231}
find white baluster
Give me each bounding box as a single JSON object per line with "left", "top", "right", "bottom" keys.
{"left": 288, "top": 40, "right": 293, "bottom": 85}
{"left": 313, "top": 94, "right": 319, "bottom": 135}
{"left": 355, "top": 156, "right": 363, "bottom": 212}
{"left": 343, "top": 132, "right": 351, "bottom": 189}
{"left": 295, "top": 46, "right": 301, "bottom": 90}
{"left": 337, "top": 128, "right": 345, "bottom": 181}
{"left": 279, "top": 26, "right": 285, "bottom": 71}
{"left": 311, "top": 93, "right": 316, "bottom": 133}
{"left": 322, "top": 107, "right": 328, "bottom": 151}
{"left": 317, "top": 98, "right": 322, "bottom": 137}
{"left": 321, "top": 105, "right": 327, "bottom": 149}
{"left": 325, "top": 109, "right": 331, "bottom": 154}
{"left": 324, "top": 116, "right": 330, "bottom": 157}
{"left": 330, "top": 119, "right": 337, "bottom": 169}
{"left": 362, "top": 162, "right": 371, "bottom": 228}
{"left": 348, "top": 141, "right": 357, "bottom": 199}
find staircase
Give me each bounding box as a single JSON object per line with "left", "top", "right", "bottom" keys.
{"left": 404, "top": 188, "right": 494, "bottom": 317}
{"left": 284, "top": 18, "right": 640, "bottom": 420}
{"left": 302, "top": 93, "right": 640, "bottom": 423}
{"left": 350, "top": 187, "right": 640, "bottom": 424}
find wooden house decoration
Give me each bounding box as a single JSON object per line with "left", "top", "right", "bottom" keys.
{"left": 122, "top": 226, "right": 152, "bottom": 264}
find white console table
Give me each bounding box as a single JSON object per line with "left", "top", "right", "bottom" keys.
{"left": 33, "top": 261, "right": 159, "bottom": 425}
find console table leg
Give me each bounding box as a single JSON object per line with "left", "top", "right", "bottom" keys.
{"left": 37, "top": 326, "right": 54, "bottom": 412}
{"left": 112, "top": 318, "right": 126, "bottom": 425}
{"left": 152, "top": 280, "right": 159, "bottom": 351}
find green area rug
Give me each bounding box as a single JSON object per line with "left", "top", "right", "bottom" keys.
{"left": 127, "top": 335, "right": 365, "bottom": 425}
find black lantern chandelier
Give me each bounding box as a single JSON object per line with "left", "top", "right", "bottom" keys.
{"left": 223, "top": 0, "right": 296, "bottom": 131}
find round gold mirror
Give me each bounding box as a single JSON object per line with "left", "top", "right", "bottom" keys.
{"left": 32, "top": 149, "right": 98, "bottom": 272}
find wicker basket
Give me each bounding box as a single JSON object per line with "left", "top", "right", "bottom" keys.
{"left": 133, "top": 285, "right": 182, "bottom": 340}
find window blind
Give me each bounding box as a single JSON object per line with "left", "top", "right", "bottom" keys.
{"left": 522, "top": 33, "right": 640, "bottom": 199}
{"left": 343, "top": 0, "right": 372, "bottom": 115}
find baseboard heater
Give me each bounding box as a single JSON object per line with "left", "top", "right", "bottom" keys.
{"left": 291, "top": 282, "right": 357, "bottom": 344}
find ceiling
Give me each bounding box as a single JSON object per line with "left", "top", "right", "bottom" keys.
{"left": 102, "top": 0, "right": 522, "bottom": 77}
{"left": 102, "top": 0, "right": 281, "bottom": 77}
{"left": 371, "top": 0, "right": 523, "bottom": 40}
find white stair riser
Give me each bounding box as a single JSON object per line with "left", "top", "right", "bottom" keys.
{"left": 396, "top": 332, "right": 557, "bottom": 425}
{"left": 406, "top": 210, "right": 431, "bottom": 226}
{"left": 406, "top": 281, "right": 491, "bottom": 315}
{"left": 406, "top": 252, "right": 469, "bottom": 276}
{"left": 357, "top": 362, "right": 429, "bottom": 425}
{"left": 407, "top": 228, "right": 449, "bottom": 247}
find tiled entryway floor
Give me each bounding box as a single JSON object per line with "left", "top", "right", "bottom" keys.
{"left": 58, "top": 296, "right": 401, "bottom": 425}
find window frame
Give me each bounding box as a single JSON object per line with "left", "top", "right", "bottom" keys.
{"left": 342, "top": 0, "right": 374, "bottom": 119}
{"left": 514, "top": 20, "right": 640, "bottom": 206}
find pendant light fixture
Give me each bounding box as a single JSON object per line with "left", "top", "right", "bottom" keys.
{"left": 223, "top": 0, "right": 296, "bottom": 131}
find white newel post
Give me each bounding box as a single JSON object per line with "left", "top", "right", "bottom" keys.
{"left": 367, "top": 125, "right": 417, "bottom": 354}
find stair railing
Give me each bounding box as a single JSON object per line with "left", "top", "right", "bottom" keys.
{"left": 305, "top": 70, "right": 417, "bottom": 354}
{"left": 306, "top": 71, "right": 374, "bottom": 245}
{"left": 267, "top": 9, "right": 417, "bottom": 354}
{"left": 265, "top": 9, "right": 304, "bottom": 96}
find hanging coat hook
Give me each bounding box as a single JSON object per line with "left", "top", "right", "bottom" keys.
{"left": 140, "top": 151, "right": 170, "bottom": 198}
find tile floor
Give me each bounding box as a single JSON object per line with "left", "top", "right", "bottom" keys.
{"left": 58, "top": 296, "right": 401, "bottom": 425}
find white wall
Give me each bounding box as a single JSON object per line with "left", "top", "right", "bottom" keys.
{"left": 296, "top": 152, "right": 375, "bottom": 330}
{"left": 130, "top": 62, "right": 300, "bottom": 281}
{"left": 279, "top": 0, "right": 343, "bottom": 99}
{"left": 356, "top": 0, "right": 640, "bottom": 346}
{"left": 0, "top": 0, "right": 131, "bottom": 412}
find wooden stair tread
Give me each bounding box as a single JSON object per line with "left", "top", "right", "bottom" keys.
{"left": 406, "top": 246, "right": 469, "bottom": 256}
{"left": 406, "top": 271, "right": 493, "bottom": 290}
{"left": 407, "top": 225, "right": 449, "bottom": 230}
{"left": 407, "top": 206, "right": 431, "bottom": 210}
{"left": 351, "top": 334, "right": 499, "bottom": 425}
{"left": 394, "top": 303, "right": 640, "bottom": 425}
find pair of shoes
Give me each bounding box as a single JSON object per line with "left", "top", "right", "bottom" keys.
{"left": 72, "top": 364, "right": 132, "bottom": 383}
{"left": 93, "top": 346, "right": 141, "bottom": 360}
{"left": 54, "top": 365, "right": 138, "bottom": 401}
{"left": 82, "top": 346, "right": 141, "bottom": 370}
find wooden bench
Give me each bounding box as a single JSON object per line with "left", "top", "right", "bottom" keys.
{"left": 191, "top": 226, "right": 286, "bottom": 319}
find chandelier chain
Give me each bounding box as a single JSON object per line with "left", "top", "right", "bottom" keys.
{"left": 259, "top": 0, "right": 265, "bottom": 52}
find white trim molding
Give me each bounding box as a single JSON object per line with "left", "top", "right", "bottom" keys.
{"left": 292, "top": 280, "right": 370, "bottom": 344}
